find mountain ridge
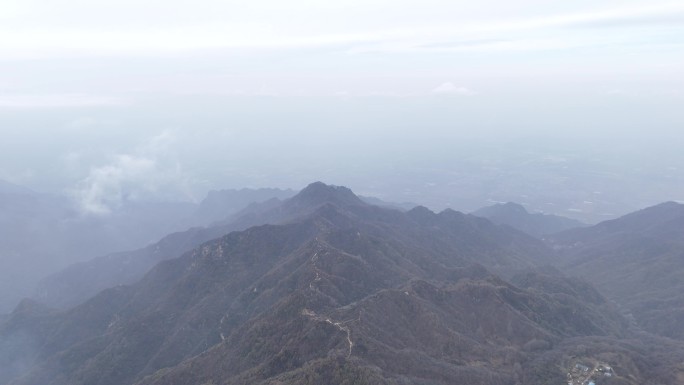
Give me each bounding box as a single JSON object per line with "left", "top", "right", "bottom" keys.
{"left": 472, "top": 202, "right": 586, "bottom": 238}
{"left": 547, "top": 201, "right": 684, "bottom": 340}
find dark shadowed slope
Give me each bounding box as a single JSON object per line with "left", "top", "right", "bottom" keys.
{"left": 548, "top": 201, "right": 684, "bottom": 339}
{"left": 472, "top": 202, "right": 586, "bottom": 238}
{"left": 2, "top": 184, "right": 682, "bottom": 385}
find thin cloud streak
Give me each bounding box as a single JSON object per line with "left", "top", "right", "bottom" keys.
{"left": 0, "top": 2, "right": 682, "bottom": 59}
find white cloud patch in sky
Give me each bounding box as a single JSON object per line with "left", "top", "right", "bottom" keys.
{"left": 431, "top": 83, "right": 475, "bottom": 96}
{"left": 72, "top": 131, "right": 193, "bottom": 215}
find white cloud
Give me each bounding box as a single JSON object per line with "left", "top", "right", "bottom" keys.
{"left": 431, "top": 82, "right": 475, "bottom": 96}
{"left": 75, "top": 155, "right": 155, "bottom": 214}
{"left": 72, "top": 131, "right": 193, "bottom": 215}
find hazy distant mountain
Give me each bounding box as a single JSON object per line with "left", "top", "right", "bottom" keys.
{"left": 191, "top": 187, "right": 296, "bottom": 225}
{"left": 32, "top": 203, "right": 282, "bottom": 310}
{"left": 548, "top": 201, "right": 684, "bottom": 339}
{"left": 27, "top": 187, "right": 298, "bottom": 310}
{"left": 3, "top": 183, "right": 682, "bottom": 385}
{"left": 472, "top": 202, "right": 586, "bottom": 238}
{"left": 0, "top": 180, "right": 201, "bottom": 313}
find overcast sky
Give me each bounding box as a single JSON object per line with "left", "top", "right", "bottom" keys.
{"left": 1, "top": 0, "right": 683, "bottom": 219}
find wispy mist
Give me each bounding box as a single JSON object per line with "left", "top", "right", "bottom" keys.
{"left": 71, "top": 131, "right": 194, "bottom": 215}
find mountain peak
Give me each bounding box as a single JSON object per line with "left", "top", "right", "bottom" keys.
{"left": 475, "top": 202, "right": 529, "bottom": 216}
{"left": 624, "top": 201, "right": 684, "bottom": 220}
{"left": 288, "top": 182, "right": 364, "bottom": 208}
{"left": 649, "top": 201, "right": 683, "bottom": 211}
{"left": 406, "top": 205, "right": 437, "bottom": 223}
{"left": 501, "top": 202, "right": 528, "bottom": 213}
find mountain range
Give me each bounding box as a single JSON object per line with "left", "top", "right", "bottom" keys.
{"left": 2, "top": 183, "right": 684, "bottom": 385}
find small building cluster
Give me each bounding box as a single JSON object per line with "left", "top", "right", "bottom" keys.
{"left": 566, "top": 360, "right": 616, "bottom": 385}
{"left": 597, "top": 364, "right": 614, "bottom": 377}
